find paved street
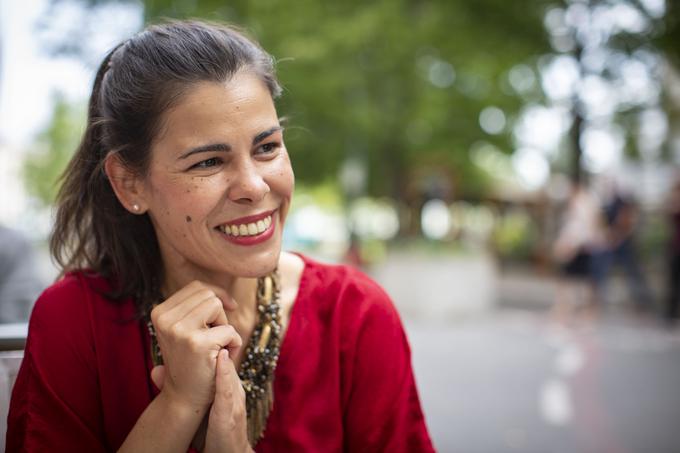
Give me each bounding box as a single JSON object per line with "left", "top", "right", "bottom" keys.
{"left": 405, "top": 311, "right": 680, "bottom": 453}
{"left": 371, "top": 254, "right": 680, "bottom": 453}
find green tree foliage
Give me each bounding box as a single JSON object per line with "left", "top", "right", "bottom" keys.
{"left": 39, "top": 0, "right": 548, "bottom": 200}
{"left": 39, "top": 0, "right": 550, "bottom": 201}
{"left": 544, "top": 0, "right": 675, "bottom": 179}
{"left": 31, "top": 0, "right": 680, "bottom": 206}
{"left": 22, "top": 96, "right": 84, "bottom": 207}
{"left": 142, "top": 0, "right": 551, "bottom": 200}
{"left": 655, "top": 0, "right": 680, "bottom": 66}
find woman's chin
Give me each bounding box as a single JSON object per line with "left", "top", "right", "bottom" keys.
{"left": 223, "top": 251, "right": 281, "bottom": 278}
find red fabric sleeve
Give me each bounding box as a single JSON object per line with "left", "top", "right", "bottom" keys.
{"left": 340, "top": 272, "right": 435, "bottom": 453}
{"left": 6, "top": 276, "right": 108, "bottom": 452}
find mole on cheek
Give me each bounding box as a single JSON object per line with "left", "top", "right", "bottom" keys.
{"left": 186, "top": 215, "right": 192, "bottom": 222}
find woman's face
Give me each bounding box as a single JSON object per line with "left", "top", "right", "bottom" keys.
{"left": 141, "top": 71, "right": 294, "bottom": 283}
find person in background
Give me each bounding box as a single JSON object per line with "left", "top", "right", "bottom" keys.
{"left": 0, "top": 224, "right": 44, "bottom": 323}
{"left": 6, "top": 20, "right": 435, "bottom": 452}
{"left": 665, "top": 176, "right": 680, "bottom": 325}
{"left": 591, "top": 181, "right": 653, "bottom": 312}
{"left": 552, "top": 181, "right": 606, "bottom": 324}
{"left": 342, "top": 232, "right": 366, "bottom": 270}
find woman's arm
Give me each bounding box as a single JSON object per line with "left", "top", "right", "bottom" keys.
{"left": 117, "top": 388, "right": 207, "bottom": 452}
{"left": 7, "top": 277, "right": 120, "bottom": 451}
{"left": 341, "top": 276, "right": 436, "bottom": 453}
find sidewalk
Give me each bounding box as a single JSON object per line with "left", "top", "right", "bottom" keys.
{"left": 371, "top": 251, "right": 666, "bottom": 321}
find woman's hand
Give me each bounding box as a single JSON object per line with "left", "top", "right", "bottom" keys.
{"left": 151, "top": 350, "right": 250, "bottom": 453}
{"left": 149, "top": 281, "right": 241, "bottom": 413}
{"left": 203, "top": 349, "right": 252, "bottom": 453}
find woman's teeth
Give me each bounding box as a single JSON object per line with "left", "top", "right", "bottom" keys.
{"left": 220, "top": 215, "right": 272, "bottom": 237}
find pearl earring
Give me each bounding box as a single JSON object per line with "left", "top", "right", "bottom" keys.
{"left": 132, "top": 204, "right": 140, "bottom": 212}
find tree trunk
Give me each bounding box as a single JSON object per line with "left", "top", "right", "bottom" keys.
{"left": 570, "top": 41, "right": 585, "bottom": 184}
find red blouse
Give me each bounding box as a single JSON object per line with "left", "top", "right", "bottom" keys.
{"left": 7, "top": 254, "right": 435, "bottom": 452}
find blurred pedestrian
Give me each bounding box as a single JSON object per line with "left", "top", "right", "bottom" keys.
{"left": 665, "top": 176, "right": 680, "bottom": 325}
{"left": 0, "top": 225, "right": 44, "bottom": 323}
{"left": 551, "top": 181, "right": 606, "bottom": 324}
{"left": 343, "top": 232, "right": 365, "bottom": 269}
{"left": 591, "top": 182, "right": 653, "bottom": 311}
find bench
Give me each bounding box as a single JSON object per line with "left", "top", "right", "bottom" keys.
{"left": 0, "top": 323, "right": 28, "bottom": 452}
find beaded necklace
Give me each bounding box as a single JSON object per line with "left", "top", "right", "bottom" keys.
{"left": 146, "top": 270, "right": 282, "bottom": 447}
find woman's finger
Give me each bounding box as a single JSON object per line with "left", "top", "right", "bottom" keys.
{"left": 181, "top": 296, "right": 229, "bottom": 329}
{"left": 157, "top": 281, "right": 213, "bottom": 311}
{"left": 203, "top": 325, "right": 243, "bottom": 358}
{"left": 150, "top": 365, "right": 166, "bottom": 390}
{"left": 152, "top": 282, "right": 236, "bottom": 323}
{"left": 182, "top": 283, "right": 237, "bottom": 312}
{"left": 204, "top": 350, "right": 250, "bottom": 453}
{"left": 213, "top": 349, "right": 238, "bottom": 418}
{"left": 165, "top": 290, "right": 230, "bottom": 327}
{"left": 198, "top": 283, "right": 236, "bottom": 311}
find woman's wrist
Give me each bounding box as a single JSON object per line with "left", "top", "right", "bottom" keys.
{"left": 202, "top": 442, "right": 253, "bottom": 453}
{"left": 118, "top": 387, "right": 209, "bottom": 452}
{"left": 157, "top": 387, "right": 211, "bottom": 423}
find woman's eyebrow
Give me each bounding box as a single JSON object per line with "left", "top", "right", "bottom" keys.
{"left": 253, "top": 126, "right": 283, "bottom": 145}
{"left": 179, "top": 143, "right": 231, "bottom": 159}
{"left": 178, "top": 126, "right": 283, "bottom": 159}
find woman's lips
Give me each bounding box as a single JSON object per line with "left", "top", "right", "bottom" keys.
{"left": 215, "top": 211, "right": 276, "bottom": 246}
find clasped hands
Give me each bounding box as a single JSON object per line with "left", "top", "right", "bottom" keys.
{"left": 149, "top": 281, "right": 253, "bottom": 453}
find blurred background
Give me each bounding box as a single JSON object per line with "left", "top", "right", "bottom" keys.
{"left": 1, "top": 0, "right": 680, "bottom": 451}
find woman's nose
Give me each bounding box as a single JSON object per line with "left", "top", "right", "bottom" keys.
{"left": 227, "top": 161, "right": 270, "bottom": 204}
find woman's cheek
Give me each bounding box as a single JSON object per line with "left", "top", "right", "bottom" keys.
{"left": 270, "top": 159, "right": 294, "bottom": 226}
{"left": 268, "top": 154, "right": 295, "bottom": 196}
{"left": 155, "top": 186, "right": 201, "bottom": 230}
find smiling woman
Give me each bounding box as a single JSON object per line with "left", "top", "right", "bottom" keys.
{"left": 5, "top": 20, "right": 435, "bottom": 453}
{"left": 112, "top": 74, "right": 294, "bottom": 286}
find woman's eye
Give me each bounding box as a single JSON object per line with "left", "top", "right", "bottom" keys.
{"left": 257, "top": 142, "right": 280, "bottom": 155}
{"left": 191, "top": 157, "right": 221, "bottom": 169}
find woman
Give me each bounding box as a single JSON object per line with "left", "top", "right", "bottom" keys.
{"left": 551, "top": 181, "right": 605, "bottom": 323}
{"left": 7, "top": 20, "right": 435, "bottom": 452}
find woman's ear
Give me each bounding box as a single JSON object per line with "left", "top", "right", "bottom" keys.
{"left": 104, "top": 153, "right": 148, "bottom": 214}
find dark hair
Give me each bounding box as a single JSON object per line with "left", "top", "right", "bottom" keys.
{"left": 50, "top": 20, "right": 282, "bottom": 312}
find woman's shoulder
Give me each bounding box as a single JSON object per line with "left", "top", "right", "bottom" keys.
{"left": 296, "top": 252, "right": 384, "bottom": 291}
{"left": 38, "top": 270, "right": 111, "bottom": 302}
{"left": 31, "top": 270, "right": 124, "bottom": 326}
{"left": 293, "top": 252, "right": 399, "bottom": 321}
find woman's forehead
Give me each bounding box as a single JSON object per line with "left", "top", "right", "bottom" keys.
{"left": 174, "top": 74, "right": 274, "bottom": 118}
{"left": 153, "top": 74, "right": 279, "bottom": 153}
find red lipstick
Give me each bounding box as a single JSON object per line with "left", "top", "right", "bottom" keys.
{"left": 216, "top": 210, "right": 277, "bottom": 246}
